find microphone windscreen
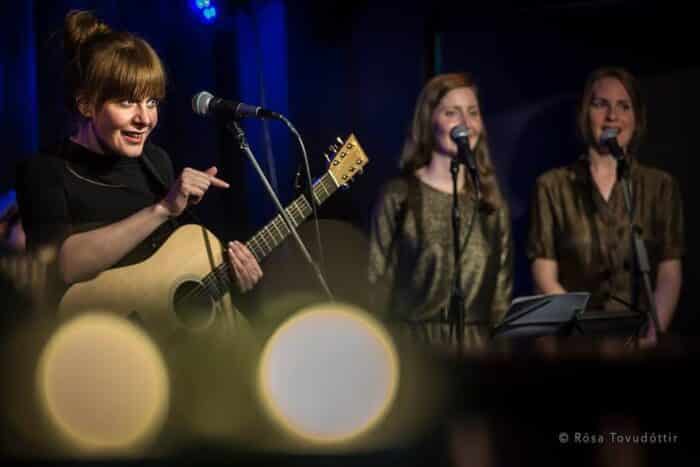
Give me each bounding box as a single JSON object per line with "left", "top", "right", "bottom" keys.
{"left": 600, "top": 127, "right": 620, "bottom": 146}
{"left": 450, "top": 125, "right": 470, "bottom": 142}
{"left": 192, "top": 91, "right": 214, "bottom": 116}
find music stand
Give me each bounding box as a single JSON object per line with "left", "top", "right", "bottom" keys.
{"left": 492, "top": 292, "right": 591, "bottom": 339}
{"left": 575, "top": 309, "right": 645, "bottom": 337}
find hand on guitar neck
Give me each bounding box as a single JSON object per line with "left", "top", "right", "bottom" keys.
{"left": 227, "top": 240, "right": 263, "bottom": 293}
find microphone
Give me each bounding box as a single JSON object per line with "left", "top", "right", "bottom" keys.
{"left": 450, "top": 125, "right": 480, "bottom": 199}
{"left": 450, "top": 125, "right": 477, "bottom": 172}
{"left": 192, "top": 91, "right": 280, "bottom": 120}
{"left": 600, "top": 128, "right": 625, "bottom": 161}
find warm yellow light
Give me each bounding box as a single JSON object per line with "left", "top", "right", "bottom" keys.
{"left": 36, "top": 312, "right": 169, "bottom": 456}
{"left": 258, "top": 302, "right": 399, "bottom": 446}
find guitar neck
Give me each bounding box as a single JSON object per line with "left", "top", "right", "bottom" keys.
{"left": 246, "top": 171, "right": 339, "bottom": 261}
{"left": 207, "top": 172, "right": 339, "bottom": 297}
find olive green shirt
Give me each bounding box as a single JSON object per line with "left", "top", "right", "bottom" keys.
{"left": 368, "top": 176, "right": 513, "bottom": 346}
{"left": 527, "top": 158, "right": 684, "bottom": 312}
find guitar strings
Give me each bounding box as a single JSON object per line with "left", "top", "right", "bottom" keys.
{"left": 171, "top": 173, "right": 338, "bottom": 309}
{"left": 172, "top": 192, "right": 319, "bottom": 308}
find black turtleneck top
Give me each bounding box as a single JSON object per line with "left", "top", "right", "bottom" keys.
{"left": 16, "top": 139, "right": 178, "bottom": 269}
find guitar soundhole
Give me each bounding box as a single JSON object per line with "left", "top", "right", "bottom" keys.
{"left": 173, "top": 281, "right": 216, "bottom": 331}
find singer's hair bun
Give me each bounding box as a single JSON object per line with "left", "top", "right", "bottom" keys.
{"left": 61, "top": 9, "right": 166, "bottom": 116}
{"left": 63, "top": 10, "right": 111, "bottom": 61}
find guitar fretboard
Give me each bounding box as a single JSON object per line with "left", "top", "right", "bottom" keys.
{"left": 202, "top": 172, "right": 339, "bottom": 300}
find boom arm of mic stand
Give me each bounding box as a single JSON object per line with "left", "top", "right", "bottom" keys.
{"left": 226, "top": 120, "right": 335, "bottom": 301}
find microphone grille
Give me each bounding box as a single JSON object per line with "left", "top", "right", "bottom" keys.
{"left": 450, "top": 125, "right": 470, "bottom": 141}
{"left": 192, "top": 91, "right": 214, "bottom": 116}
{"left": 600, "top": 127, "right": 620, "bottom": 144}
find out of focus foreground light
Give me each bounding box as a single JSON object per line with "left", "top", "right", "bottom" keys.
{"left": 258, "top": 302, "right": 399, "bottom": 445}
{"left": 36, "top": 313, "right": 169, "bottom": 456}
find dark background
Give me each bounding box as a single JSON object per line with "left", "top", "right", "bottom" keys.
{"left": 2, "top": 1, "right": 699, "bottom": 464}
{"left": 1, "top": 0, "right": 697, "bottom": 331}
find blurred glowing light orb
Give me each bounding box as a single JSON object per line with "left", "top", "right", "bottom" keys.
{"left": 37, "top": 313, "right": 169, "bottom": 455}
{"left": 258, "top": 302, "right": 399, "bottom": 445}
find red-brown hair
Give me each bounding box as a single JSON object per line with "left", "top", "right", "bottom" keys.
{"left": 63, "top": 10, "right": 166, "bottom": 115}
{"left": 400, "top": 72, "right": 504, "bottom": 212}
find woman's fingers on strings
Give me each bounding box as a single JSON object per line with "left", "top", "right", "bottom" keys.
{"left": 228, "top": 246, "right": 250, "bottom": 291}
{"left": 235, "top": 241, "right": 262, "bottom": 279}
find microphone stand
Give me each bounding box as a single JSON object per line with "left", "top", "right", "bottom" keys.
{"left": 226, "top": 120, "right": 334, "bottom": 301}
{"left": 617, "top": 158, "right": 661, "bottom": 338}
{"left": 448, "top": 144, "right": 483, "bottom": 355}
{"left": 448, "top": 157, "right": 466, "bottom": 354}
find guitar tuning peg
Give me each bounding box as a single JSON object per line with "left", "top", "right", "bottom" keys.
{"left": 336, "top": 136, "right": 344, "bottom": 146}
{"left": 322, "top": 152, "right": 331, "bottom": 164}
{"left": 329, "top": 144, "right": 339, "bottom": 153}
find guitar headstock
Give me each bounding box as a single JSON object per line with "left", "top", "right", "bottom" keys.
{"left": 325, "top": 134, "right": 369, "bottom": 187}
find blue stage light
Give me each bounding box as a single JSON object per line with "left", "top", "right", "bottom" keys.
{"left": 203, "top": 7, "right": 217, "bottom": 20}
{"left": 190, "top": 0, "right": 216, "bottom": 23}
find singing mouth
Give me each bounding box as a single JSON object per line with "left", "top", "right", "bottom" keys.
{"left": 122, "top": 130, "right": 147, "bottom": 143}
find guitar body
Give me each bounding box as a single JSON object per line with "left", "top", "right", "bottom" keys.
{"left": 58, "top": 224, "right": 232, "bottom": 342}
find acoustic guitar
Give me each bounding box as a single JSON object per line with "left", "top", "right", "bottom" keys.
{"left": 57, "top": 134, "right": 369, "bottom": 342}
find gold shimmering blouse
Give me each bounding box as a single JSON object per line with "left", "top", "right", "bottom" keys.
{"left": 527, "top": 157, "right": 684, "bottom": 312}
{"left": 368, "top": 175, "right": 513, "bottom": 346}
